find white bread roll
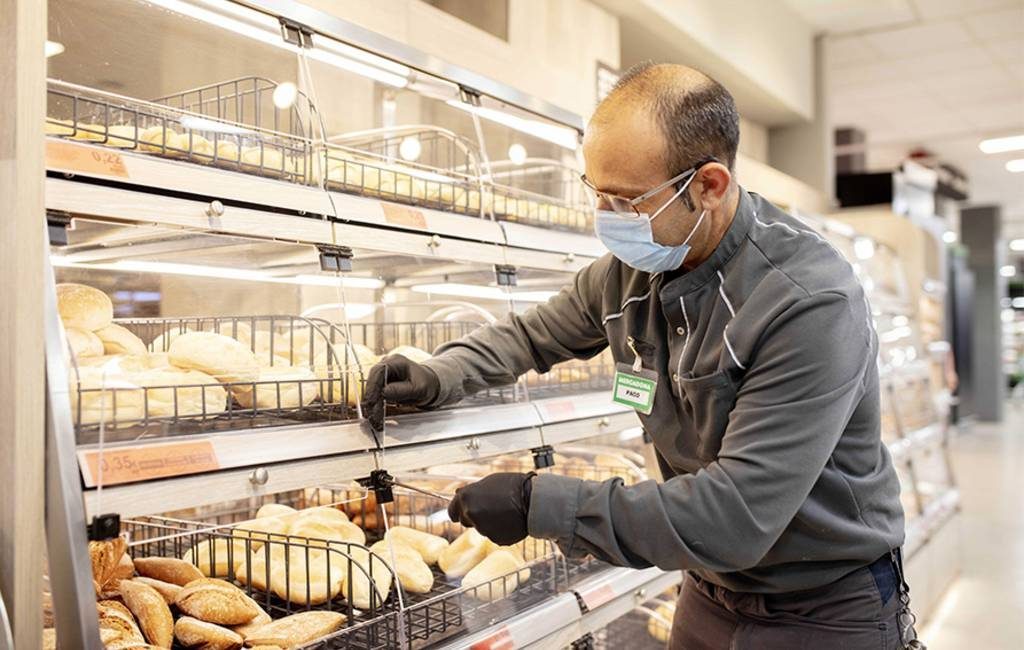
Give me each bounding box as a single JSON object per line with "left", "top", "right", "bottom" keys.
{"left": 289, "top": 517, "right": 365, "bottom": 548}
{"left": 45, "top": 118, "right": 75, "bottom": 136}
{"left": 57, "top": 283, "right": 113, "bottom": 331}
{"left": 342, "top": 547, "right": 393, "bottom": 610}
{"left": 95, "top": 323, "right": 147, "bottom": 356}
{"left": 68, "top": 365, "right": 146, "bottom": 425}
{"left": 182, "top": 537, "right": 249, "bottom": 577}
{"left": 72, "top": 122, "right": 106, "bottom": 142}
{"left": 230, "top": 364, "right": 317, "bottom": 410}
{"left": 384, "top": 526, "right": 448, "bottom": 566}
{"left": 232, "top": 504, "right": 296, "bottom": 548}
{"left": 149, "top": 328, "right": 193, "bottom": 353}
{"left": 370, "top": 540, "right": 433, "bottom": 594}
{"left": 241, "top": 145, "right": 284, "bottom": 172}
{"left": 106, "top": 124, "right": 141, "bottom": 149}
{"left": 386, "top": 345, "right": 432, "bottom": 364}
{"left": 139, "top": 125, "right": 178, "bottom": 153}
{"left": 168, "top": 332, "right": 259, "bottom": 383}
{"left": 66, "top": 326, "right": 104, "bottom": 359}
{"left": 438, "top": 529, "right": 495, "bottom": 579}
{"left": 313, "top": 342, "right": 377, "bottom": 406}
{"left": 214, "top": 321, "right": 253, "bottom": 347}
{"left": 646, "top": 601, "right": 675, "bottom": 642}
{"left": 214, "top": 139, "right": 240, "bottom": 163}
{"left": 136, "top": 367, "right": 227, "bottom": 419}
{"left": 462, "top": 548, "right": 530, "bottom": 602}
{"left": 236, "top": 545, "right": 344, "bottom": 606}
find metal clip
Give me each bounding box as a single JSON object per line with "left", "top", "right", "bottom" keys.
{"left": 279, "top": 19, "right": 314, "bottom": 48}
{"left": 531, "top": 445, "right": 556, "bottom": 469}
{"left": 494, "top": 264, "right": 518, "bottom": 287}
{"left": 356, "top": 469, "right": 395, "bottom": 504}
{"left": 46, "top": 211, "right": 73, "bottom": 247}
{"left": 317, "top": 244, "right": 354, "bottom": 273}
{"left": 626, "top": 336, "right": 643, "bottom": 373}
{"left": 87, "top": 513, "right": 121, "bottom": 542}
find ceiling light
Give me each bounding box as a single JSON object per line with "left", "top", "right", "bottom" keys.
{"left": 446, "top": 100, "right": 579, "bottom": 150}
{"left": 146, "top": 0, "right": 407, "bottom": 88}
{"left": 1012, "top": 297, "right": 1024, "bottom": 309}
{"left": 942, "top": 231, "right": 957, "bottom": 244}
{"left": 272, "top": 82, "right": 298, "bottom": 109}
{"left": 399, "top": 136, "right": 422, "bottom": 162}
{"left": 1006, "top": 159, "right": 1024, "bottom": 173}
{"left": 410, "top": 282, "right": 557, "bottom": 302}
{"left": 1010, "top": 239, "right": 1024, "bottom": 252}
{"left": 45, "top": 40, "right": 65, "bottom": 58}
{"left": 508, "top": 143, "right": 527, "bottom": 165}
{"left": 1000, "top": 264, "right": 1017, "bottom": 278}
{"left": 979, "top": 135, "right": 1024, "bottom": 154}
{"left": 853, "top": 237, "right": 875, "bottom": 260}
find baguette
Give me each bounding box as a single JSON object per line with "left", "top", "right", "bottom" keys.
{"left": 384, "top": 526, "right": 448, "bottom": 565}
{"left": 174, "top": 616, "right": 243, "bottom": 649}
{"left": 461, "top": 548, "right": 530, "bottom": 602}
{"left": 97, "top": 600, "right": 145, "bottom": 647}
{"left": 175, "top": 578, "right": 262, "bottom": 625}
{"left": 132, "top": 577, "right": 182, "bottom": 604}
{"left": 119, "top": 579, "right": 174, "bottom": 648}
{"left": 242, "top": 611, "right": 346, "bottom": 649}
{"left": 133, "top": 556, "right": 204, "bottom": 587}
{"left": 89, "top": 536, "right": 128, "bottom": 596}
{"left": 438, "top": 529, "right": 495, "bottom": 579}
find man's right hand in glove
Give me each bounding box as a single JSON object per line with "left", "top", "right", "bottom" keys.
{"left": 361, "top": 354, "right": 441, "bottom": 432}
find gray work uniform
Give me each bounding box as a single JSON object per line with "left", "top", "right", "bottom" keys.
{"left": 422, "top": 188, "right": 905, "bottom": 597}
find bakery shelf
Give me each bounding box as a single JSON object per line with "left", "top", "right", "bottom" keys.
{"left": 571, "top": 566, "right": 683, "bottom": 640}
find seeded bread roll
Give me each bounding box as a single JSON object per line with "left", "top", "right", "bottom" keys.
{"left": 174, "top": 616, "right": 244, "bottom": 650}
{"left": 133, "top": 557, "right": 204, "bottom": 587}
{"left": 95, "top": 323, "right": 148, "bottom": 356}
{"left": 89, "top": 535, "right": 128, "bottom": 597}
{"left": 66, "top": 326, "right": 105, "bottom": 359}
{"left": 243, "top": 611, "right": 346, "bottom": 649}
{"left": 175, "top": 578, "right": 262, "bottom": 625}
{"left": 119, "top": 579, "right": 174, "bottom": 648}
{"left": 230, "top": 602, "right": 272, "bottom": 641}
{"left": 168, "top": 332, "right": 259, "bottom": 383}
{"left": 97, "top": 599, "right": 146, "bottom": 647}
{"left": 132, "top": 577, "right": 182, "bottom": 604}
{"left": 57, "top": 283, "right": 113, "bottom": 331}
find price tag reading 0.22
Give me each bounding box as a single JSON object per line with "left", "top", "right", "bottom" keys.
{"left": 81, "top": 441, "right": 220, "bottom": 487}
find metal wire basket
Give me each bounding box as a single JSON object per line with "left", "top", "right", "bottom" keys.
{"left": 46, "top": 78, "right": 314, "bottom": 185}
{"left": 488, "top": 158, "right": 594, "bottom": 234}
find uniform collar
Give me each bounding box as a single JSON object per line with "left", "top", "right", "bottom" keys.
{"left": 658, "top": 187, "right": 755, "bottom": 299}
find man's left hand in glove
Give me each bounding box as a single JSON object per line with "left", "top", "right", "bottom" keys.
{"left": 447, "top": 472, "right": 536, "bottom": 546}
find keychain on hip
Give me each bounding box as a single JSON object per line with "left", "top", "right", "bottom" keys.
{"left": 890, "top": 548, "right": 927, "bottom": 649}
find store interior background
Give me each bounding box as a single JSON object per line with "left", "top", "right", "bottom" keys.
{"left": 5, "top": 0, "right": 1022, "bottom": 647}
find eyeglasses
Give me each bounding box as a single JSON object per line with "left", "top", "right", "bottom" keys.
{"left": 580, "top": 157, "right": 717, "bottom": 218}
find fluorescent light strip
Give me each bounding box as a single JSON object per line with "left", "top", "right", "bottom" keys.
{"left": 1010, "top": 239, "right": 1024, "bottom": 252}
{"left": 45, "top": 40, "right": 65, "bottom": 58}
{"left": 50, "top": 256, "right": 385, "bottom": 289}
{"left": 979, "top": 134, "right": 1024, "bottom": 154}
{"left": 146, "top": 0, "right": 407, "bottom": 88}
{"left": 179, "top": 115, "right": 254, "bottom": 135}
{"left": 446, "top": 100, "right": 579, "bottom": 151}
{"left": 1006, "top": 159, "right": 1024, "bottom": 173}
{"left": 1000, "top": 264, "right": 1017, "bottom": 278}
{"left": 411, "top": 282, "right": 557, "bottom": 303}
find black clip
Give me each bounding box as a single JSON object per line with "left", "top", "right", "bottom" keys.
{"left": 317, "top": 245, "right": 354, "bottom": 273}
{"left": 494, "top": 264, "right": 518, "bottom": 287}
{"left": 531, "top": 445, "right": 555, "bottom": 469}
{"left": 87, "top": 513, "right": 121, "bottom": 542}
{"left": 47, "top": 211, "right": 73, "bottom": 247}
{"left": 642, "top": 430, "right": 653, "bottom": 444}
{"left": 279, "top": 19, "right": 314, "bottom": 48}
{"left": 356, "top": 469, "right": 395, "bottom": 504}
{"left": 458, "top": 87, "right": 482, "bottom": 107}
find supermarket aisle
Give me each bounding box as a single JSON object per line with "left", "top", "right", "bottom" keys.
{"left": 919, "top": 403, "right": 1024, "bottom": 649}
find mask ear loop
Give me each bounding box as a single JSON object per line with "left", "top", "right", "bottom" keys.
{"left": 650, "top": 170, "right": 698, "bottom": 222}
{"left": 682, "top": 209, "right": 708, "bottom": 247}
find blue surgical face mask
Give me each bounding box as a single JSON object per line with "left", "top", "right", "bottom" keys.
{"left": 594, "top": 173, "right": 708, "bottom": 274}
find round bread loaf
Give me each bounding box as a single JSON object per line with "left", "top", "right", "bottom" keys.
{"left": 66, "top": 326, "right": 104, "bottom": 359}
{"left": 168, "top": 332, "right": 259, "bottom": 383}
{"left": 57, "top": 283, "right": 113, "bottom": 331}
{"left": 95, "top": 323, "right": 147, "bottom": 356}
{"left": 231, "top": 364, "right": 317, "bottom": 410}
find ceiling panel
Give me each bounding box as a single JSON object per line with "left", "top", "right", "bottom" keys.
{"left": 784, "top": 0, "right": 915, "bottom": 33}
{"left": 894, "top": 45, "right": 998, "bottom": 75}
{"left": 913, "top": 0, "right": 1023, "bottom": 20}
{"left": 826, "top": 35, "right": 885, "bottom": 67}
{"left": 964, "top": 5, "right": 1024, "bottom": 40}
{"left": 984, "top": 38, "right": 1024, "bottom": 67}
{"left": 864, "top": 20, "right": 974, "bottom": 56}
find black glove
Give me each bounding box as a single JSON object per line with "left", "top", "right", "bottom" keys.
{"left": 447, "top": 472, "right": 536, "bottom": 546}
{"left": 361, "top": 354, "right": 441, "bottom": 432}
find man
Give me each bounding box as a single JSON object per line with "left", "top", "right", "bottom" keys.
{"left": 363, "top": 63, "right": 915, "bottom": 649}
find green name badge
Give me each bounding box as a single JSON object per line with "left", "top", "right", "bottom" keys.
{"left": 612, "top": 362, "right": 658, "bottom": 415}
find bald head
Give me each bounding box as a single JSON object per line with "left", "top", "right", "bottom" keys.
{"left": 590, "top": 62, "right": 740, "bottom": 176}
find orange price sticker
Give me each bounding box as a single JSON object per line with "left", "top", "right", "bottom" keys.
{"left": 381, "top": 202, "right": 428, "bottom": 230}
{"left": 471, "top": 627, "right": 513, "bottom": 650}
{"left": 80, "top": 440, "right": 219, "bottom": 487}
{"left": 46, "top": 140, "right": 128, "bottom": 178}
{"left": 544, "top": 400, "right": 576, "bottom": 419}
{"left": 581, "top": 584, "right": 617, "bottom": 610}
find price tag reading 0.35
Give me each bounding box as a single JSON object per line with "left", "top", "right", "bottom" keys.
{"left": 80, "top": 441, "right": 220, "bottom": 487}
{"left": 45, "top": 139, "right": 129, "bottom": 178}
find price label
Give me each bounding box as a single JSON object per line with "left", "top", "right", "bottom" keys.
{"left": 580, "top": 584, "right": 617, "bottom": 610}
{"left": 79, "top": 441, "right": 219, "bottom": 487}
{"left": 471, "top": 627, "right": 513, "bottom": 650}
{"left": 543, "top": 400, "right": 576, "bottom": 419}
{"left": 46, "top": 140, "right": 128, "bottom": 178}
{"left": 381, "top": 202, "right": 427, "bottom": 230}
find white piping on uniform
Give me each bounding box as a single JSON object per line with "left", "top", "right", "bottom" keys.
{"left": 602, "top": 290, "right": 652, "bottom": 325}
{"left": 723, "top": 324, "right": 746, "bottom": 370}
{"left": 716, "top": 270, "right": 737, "bottom": 317}
{"left": 715, "top": 270, "right": 747, "bottom": 370}
{"left": 676, "top": 296, "right": 691, "bottom": 394}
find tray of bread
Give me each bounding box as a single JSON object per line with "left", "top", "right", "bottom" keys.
{"left": 46, "top": 78, "right": 314, "bottom": 185}
{"left": 59, "top": 283, "right": 618, "bottom": 439}
{"left": 486, "top": 158, "right": 594, "bottom": 234}
{"left": 59, "top": 484, "right": 566, "bottom": 649}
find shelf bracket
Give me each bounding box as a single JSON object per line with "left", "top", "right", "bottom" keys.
{"left": 47, "top": 210, "right": 72, "bottom": 247}
{"left": 494, "top": 264, "right": 517, "bottom": 287}
{"left": 317, "top": 244, "right": 354, "bottom": 273}
{"left": 279, "top": 18, "right": 314, "bottom": 48}
{"left": 531, "top": 444, "right": 555, "bottom": 469}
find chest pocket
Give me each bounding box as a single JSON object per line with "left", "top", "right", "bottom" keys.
{"left": 676, "top": 369, "right": 738, "bottom": 462}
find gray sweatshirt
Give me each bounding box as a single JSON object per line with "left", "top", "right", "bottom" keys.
{"left": 422, "top": 188, "right": 905, "bottom": 593}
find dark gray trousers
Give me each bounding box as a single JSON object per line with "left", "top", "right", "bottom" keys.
{"left": 669, "top": 558, "right": 902, "bottom": 649}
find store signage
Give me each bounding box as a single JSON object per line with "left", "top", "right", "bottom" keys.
{"left": 79, "top": 440, "right": 220, "bottom": 487}
{"left": 46, "top": 140, "right": 128, "bottom": 178}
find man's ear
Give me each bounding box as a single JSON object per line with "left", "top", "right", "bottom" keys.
{"left": 694, "top": 162, "right": 732, "bottom": 211}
